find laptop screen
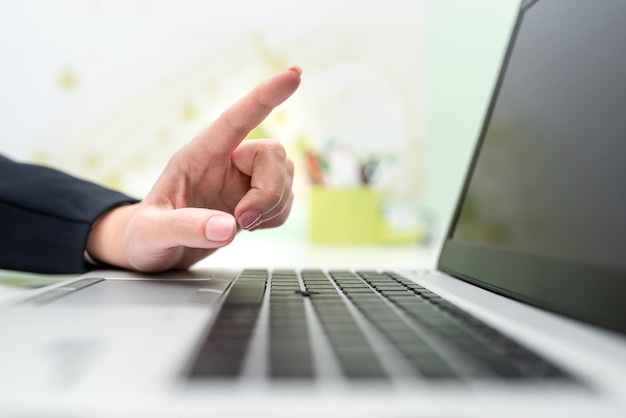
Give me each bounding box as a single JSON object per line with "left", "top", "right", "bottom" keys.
{"left": 439, "top": 0, "right": 626, "bottom": 334}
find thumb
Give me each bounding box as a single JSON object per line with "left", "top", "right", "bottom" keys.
{"left": 145, "top": 208, "right": 237, "bottom": 249}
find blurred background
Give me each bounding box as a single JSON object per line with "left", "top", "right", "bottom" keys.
{"left": 0, "top": 0, "right": 519, "bottom": 250}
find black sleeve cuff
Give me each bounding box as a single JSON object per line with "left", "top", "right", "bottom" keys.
{"left": 0, "top": 156, "right": 139, "bottom": 274}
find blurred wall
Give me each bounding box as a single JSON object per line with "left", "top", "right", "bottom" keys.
{"left": 0, "top": 0, "right": 519, "bottom": 242}
{"left": 422, "top": 0, "right": 519, "bottom": 237}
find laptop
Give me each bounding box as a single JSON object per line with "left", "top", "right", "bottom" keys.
{"left": 1, "top": 0, "right": 625, "bottom": 416}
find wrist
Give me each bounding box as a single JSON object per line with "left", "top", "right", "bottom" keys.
{"left": 86, "top": 203, "right": 138, "bottom": 270}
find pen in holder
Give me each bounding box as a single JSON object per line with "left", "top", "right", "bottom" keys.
{"left": 303, "top": 141, "right": 422, "bottom": 244}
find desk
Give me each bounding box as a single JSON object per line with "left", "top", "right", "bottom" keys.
{"left": 200, "top": 233, "right": 438, "bottom": 270}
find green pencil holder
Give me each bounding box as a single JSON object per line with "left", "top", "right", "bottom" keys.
{"left": 308, "top": 186, "right": 421, "bottom": 244}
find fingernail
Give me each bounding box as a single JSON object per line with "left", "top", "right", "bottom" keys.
{"left": 287, "top": 66, "right": 302, "bottom": 76}
{"left": 239, "top": 211, "right": 262, "bottom": 230}
{"left": 205, "top": 215, "right": 236, "bottom": 241}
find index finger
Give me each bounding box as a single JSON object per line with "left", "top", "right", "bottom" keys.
{"left": 190, "top": 66, "right": 302, "bottom": 157}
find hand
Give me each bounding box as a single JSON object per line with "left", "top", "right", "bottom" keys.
{"left": 86, "top": 67, "right": 302, "bottom": 272}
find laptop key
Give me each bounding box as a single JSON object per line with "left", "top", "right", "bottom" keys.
{"left": 304, "top": 270, "right": 387, "bottom": 379}
{"left": 188, "top": 270, "right": 268, "bottom": 378}
{"left": 331, "top": 271, "right": 461, "bottom": 380}
{"left": 268, "top": 270, "right": 315, "bottom": 378}
{"left": 377, "top": 271, "right": 570, "bottom": 379}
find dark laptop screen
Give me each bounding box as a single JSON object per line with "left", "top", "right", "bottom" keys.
{"left": 440, "top": 0, "right": 626, "bottom": 334}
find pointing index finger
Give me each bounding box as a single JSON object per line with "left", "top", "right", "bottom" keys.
{"left": 191, "top": 66, "right": 302, "bottom": 157}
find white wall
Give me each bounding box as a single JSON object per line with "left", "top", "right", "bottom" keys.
{"left": 0, "top": 0, "right": 520, "bottom": 242}
{"left": 0, "top": 0, "right": 423, "bottom": 193}
{"left": 421, "top": 0, "right": 520, "bottom": 235}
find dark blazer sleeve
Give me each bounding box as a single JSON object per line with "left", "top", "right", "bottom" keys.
{"left": 0, "top": 155, "right": 138, "bottom": 274}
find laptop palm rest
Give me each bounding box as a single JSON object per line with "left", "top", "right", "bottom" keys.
{"left": 22, "top": 278, "right": 232, "bottom": 307}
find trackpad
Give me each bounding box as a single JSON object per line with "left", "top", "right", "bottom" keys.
{"left": 26, "top": 278, "right": 231, "bottom": 306}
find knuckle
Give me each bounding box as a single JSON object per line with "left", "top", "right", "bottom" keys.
{"left": 259, "top": 139, "right": 286, "bottom": 160}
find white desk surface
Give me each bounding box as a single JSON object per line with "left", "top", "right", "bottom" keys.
{"left": 200, "top": 234, "right": 438, "bottom": 270}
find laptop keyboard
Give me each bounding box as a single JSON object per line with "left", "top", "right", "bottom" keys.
{"left": 188, "top": 269, "right": 569, "bottom": 381}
